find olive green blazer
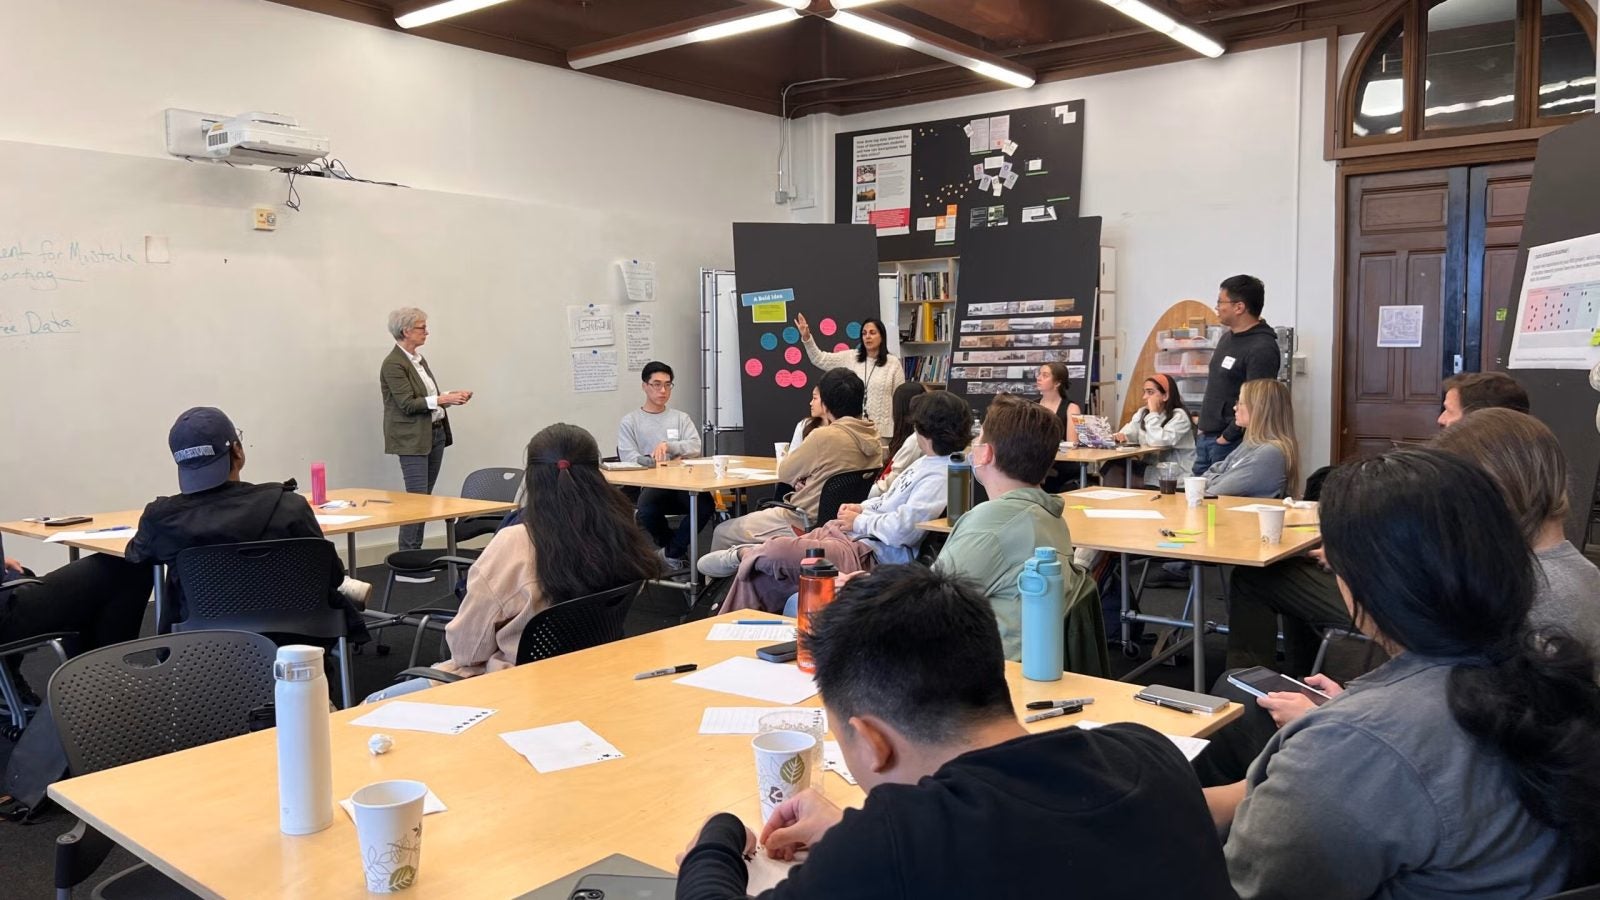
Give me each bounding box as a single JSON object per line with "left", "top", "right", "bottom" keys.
{"left": 380, "top": 345, "right": 453, "bottom": 456}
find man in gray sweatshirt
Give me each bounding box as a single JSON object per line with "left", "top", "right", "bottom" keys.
{"left": 617, "top": 361, "right": 708, "bottom": 567}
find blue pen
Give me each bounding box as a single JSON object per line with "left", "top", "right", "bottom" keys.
{"left": 89, "top": 526, "right": 133, "bottom": 533}
{"left": 735, "top": 620, "right": 785, "bottom": 626}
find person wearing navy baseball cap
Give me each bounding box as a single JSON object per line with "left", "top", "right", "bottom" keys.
{"left": 126, "top": 407, "right": 373, "bottom": 640}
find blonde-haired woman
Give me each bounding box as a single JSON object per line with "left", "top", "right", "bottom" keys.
{"left": 1202, "top": 379, "right": 1298, "bottom": 499}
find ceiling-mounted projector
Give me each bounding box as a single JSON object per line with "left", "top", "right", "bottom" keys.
{"left": 165, "top": 109, "right": 329, "bottom": 167}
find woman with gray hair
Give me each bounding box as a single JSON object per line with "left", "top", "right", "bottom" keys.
{"left": 381, "top": 307, "right": 473, "bottom": 549}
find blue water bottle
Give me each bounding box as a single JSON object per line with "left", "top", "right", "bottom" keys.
{"left": 1018, "top": 547, "right": 1065, "bottom": 682}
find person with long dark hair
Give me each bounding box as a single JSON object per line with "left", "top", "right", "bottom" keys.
{"left": 872, "top": 382, "right": 931, "bottom": 497}
{"left": 1111, "top": 374, "right": 1195, "bottom": 486}
{"left": 1035, "top": 362, "right": 1081, "bottom": 445}
{"left": 1210, "top": 448, "right": 1600, "bottom": 897}
{"left": 427, "top": 423, "right": 660, "bottom": 678}
{"left": 795, "top": 314, "right": 904, "bottom": 442}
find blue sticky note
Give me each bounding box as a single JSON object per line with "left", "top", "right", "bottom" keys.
{"left": 782, "top": 326, "right": 801, "bottom": 345}
{"left": 1157, "top": 541, "right": 1185, "bottom": 549}
{"left": 741, "top": 288, "right": 795, "bottom": 307}
{"left": 759, "top": 332, "right": 779, "bottom": 351}
{"left": 845, "top": 321, "right": 862, "bottom": 339}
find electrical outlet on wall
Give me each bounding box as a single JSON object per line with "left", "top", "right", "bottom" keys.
{"left": 253, "top": 207, "right": 278, "bottom": 231}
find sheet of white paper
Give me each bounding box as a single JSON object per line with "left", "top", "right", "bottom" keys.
{"left": 571, "top": 349, "right": 618, "bottom": 393}
{"left": 978, "top": 173, "right": 994, "bottom": 191}
{"left": 499, "top": 721, "right": 624, "bottom": 773}
{"left": 674, "top": 657, "right": 819, "bottom": 705}
{"left": 967, "top": 118, "right": 990, "bottom": 154}
{"left": 1021, "top": 205, "right": 1057, "bottom": 224}
{"left": 625, "top": 309, "right": 653, "bottom": 371}
{"left": 340, "top": 789, "right": 448, "bottom": 820}
{"left": 1226, "top": 503, "right": 1284, "bottom": 513}
{"left": 144, "top": 235, "right": 171, "bottom": 264}
{"left": 747, "top": 852, "right": 798, "bottom": 894}
{"left": 987, "top": 114, "right": 1010, "bottom": 150}
{"left": 1004, "top": 171, "right": 1019, "bottom": 189}
{"left": 314, "top": 514, "right": 371, "bottom": 526}
{"left": 1077, "top": 720, "right": 1209, "bottom": 761}
{"left": 707, "top": 623, "right": 797, "bottom": 642}
{"left": 601, "top": 460, "right": 646, "bottom": 470}
{"left": 618, "top": 259, "right": 656, "bottom": 302}
{"left": 681, "top": 458, "right": 717, "bottom": 466}
{"left": 728, "top": 468, "right": 776, "bottom": 479}
{"left": 1507, "top": 231, "right": 1600, "bottom": 370}
{"left": 992, "top": 181, "right": 1003, "bottom": 198}
{"left": 822, "top": 739, "right": 858, "bottom": 785}
{"left": 350, "top": 701, "right": 497, "bottom": 735}
{"left": 1002, "top": 139, "right": 1018, "bottom": 155}
{"left": 983, "top": 156, "right": 1004, "bottom": 171}
{"left": 42, "top": 528, "right": 131, "bottom": 543}
{"left": 1027, "top": 159, "right": 1042, "bottom": 172}
{"left": 1375, "top": 305, "right": 1424, "bottom": 348}
{"left": 1073, "top": 489, "right": 1146, "bottom": 500}
{"left": 1080, "top": 509, "right": 1165, "bottom": 520}
{"left": 698, "top": 706, "right": 824, "bottom": 735}
{"left": 566, "top": 303, "right": 616, "bottom": 348}
{"left": 915, "top": 216, "right": 936, "bottom": 232}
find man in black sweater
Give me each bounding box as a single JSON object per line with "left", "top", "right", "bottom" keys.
{"left": 1194, "top": 274, "right": 1282, "bottom": 476}
{"left": 674, "top": 564, "right": 1234, "bottom": 900}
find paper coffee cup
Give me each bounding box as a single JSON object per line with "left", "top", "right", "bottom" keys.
{"left": 760, "top": 710, "right": 824, "bottom": 777}
{"left": 753, "top": 730, "right": 815, "bottom": 822}
{"left": 1183, "top": 477, "right": 1207, "bottom": 508}
{"left": 713, "top": 454, "right": 731, "bottom": 477}
{"left": 773, "top": 441, "right": 790, "bottom": 463}
{"left": 1258, "top": 507, "right": 1286, "bottom": 545}
{"left": 351, "top": 780, "right": 427, "bottom": 893}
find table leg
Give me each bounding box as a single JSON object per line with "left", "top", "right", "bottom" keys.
{"left": 69, "top": 547, "right": 80, "bottom": 563}
{"left": 153, "top": 564, "right": 169, "bottom": 634}
{"left": 1119, "top": 553, "right": 1131, "bottom": 650}
{"left": 1080, "top": 461, "right": 1089, "bottom": 487}
{"left": 445, "top": 518, "right": 459, "bottom": 586}
{"left": 346, "top": 533, "right": 358, "bottom": 576}
{"left": 686, "top": 491, "right": 700, "bottom": 596}
{"left": 1190, "top": 562, "right": 1206, "bottom": 692}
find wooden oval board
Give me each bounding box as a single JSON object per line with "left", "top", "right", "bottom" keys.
{"left": 1119, "top": 299, "right": 1221, "bottom": 428}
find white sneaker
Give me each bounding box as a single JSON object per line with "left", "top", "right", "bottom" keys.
{"left": 338, "top": 576, "right": 374, "bottom": 611}
{"left": 697, "top": 546, "right": 746, "bottom": 578}
{"left": 656, "top": 547, "right": 688, "bottom": 572}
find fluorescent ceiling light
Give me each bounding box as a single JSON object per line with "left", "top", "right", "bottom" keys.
{"left": 395, "top": 0, "right": 512, "bottom": 29}
{"left": 831, "top": 11, "right": 1036, "bottom": 89}
{"left": 767, "top": 0, "right": 888, "bottom": 6}
{"left": 1095, "top": 0, "right": 1224, "bottom": 59}
{"left": 689, "top": 8, "right": 800, "bottom": 41}
{"left": 570, "top": 8, "right": 799, "bottom": 69}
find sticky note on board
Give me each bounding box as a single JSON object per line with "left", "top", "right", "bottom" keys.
{"left": 1002, "top": 139, "right": 1018, "bottom": 155}
{"left": 1591, "top": 330, "right": 1600, "bottom": 346}
{"left": 1494, "top": 307, "right": 1508, "bottom": 322}
{"left": 751, "top": 302, "right": 787, "bottom": 323}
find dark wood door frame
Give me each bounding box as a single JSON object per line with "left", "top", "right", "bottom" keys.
{"left": 1331, "top": 146, "right": 1536, "bottom": 464}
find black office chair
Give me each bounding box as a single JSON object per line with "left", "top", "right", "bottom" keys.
{"left": 1543, "top": 886, "right": 1600, "bottom": 899}
{"left": 0, "top": 580, "right": 76, "bottom": 740}
{"left": 171, "top": 538, "right": 358, "bottom": 708}
{"left": 396, "top": 581, "right": 643, "bottom": 683}
{"left": 378, "top": 467, "right": 524, "bottom": 612}
{"left": 49, "top": 629, "right": 276, "bottom": 900}
{"left": 760, "top": 468, "right": 879, "bottom": 531}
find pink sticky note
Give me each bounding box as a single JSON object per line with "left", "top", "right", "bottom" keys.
{"left": 784, "top": 346, "right": 802, "bottom": 365}
{"left": 819, "top": 317, "right": 838, "bottom": 337}
{"left": 833, "top": 342, "right": 851, "bottom": 352}
{"left": 790, "top": 370, "right": 808, "bottom": 389}
{"left": 775, "top": 369, "right": 792, "bottom": 387}
{"left": 744, "top": 358, "right": 764, "bottom": 377}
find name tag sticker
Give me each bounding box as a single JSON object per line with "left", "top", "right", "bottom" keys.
{"left": 667, "top": 429, "right": 680, "bottom": 440}
{"left": 1221, "top": 355, "right": 1236, "bottom": 370}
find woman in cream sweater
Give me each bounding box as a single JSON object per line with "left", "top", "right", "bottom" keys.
{"left": 796, "top": 313, "right": 904, "bottom": 442}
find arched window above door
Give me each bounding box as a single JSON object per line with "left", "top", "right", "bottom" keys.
{"left": 1339, "top": 0, "right": 1595, "bottom": 153}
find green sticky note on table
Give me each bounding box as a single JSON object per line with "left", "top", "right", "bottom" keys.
{"left": 1173, "top": 529, "right": 1203, "bottom": 535}
{"left": 1166, "top": 537, "right": 1197, "bottom": 543}
{"left": 1288, "top": 525, "right": 1321, "bottom": 532}
{"left": 1069, "top": 505, "right": 1091, "bottom": 510}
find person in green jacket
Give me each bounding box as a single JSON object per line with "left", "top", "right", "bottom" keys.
{"left": 934, "top": 395, "right": 1105, "bottom": 675}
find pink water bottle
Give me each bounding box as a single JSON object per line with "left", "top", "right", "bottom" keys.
{"left": 310, "top": 462, "right": 327, "bottom": 506}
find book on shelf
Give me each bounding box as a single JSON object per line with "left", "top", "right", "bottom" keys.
{"left": 900, "top": 270, "right": 951, "bottom": 303}
{"left": 902, "top": 353, "right": 951, "bottom": 384}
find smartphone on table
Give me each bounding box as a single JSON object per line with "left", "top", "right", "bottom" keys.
{"left": 1227, "top": 666, "right": 1331, "bottom": 706}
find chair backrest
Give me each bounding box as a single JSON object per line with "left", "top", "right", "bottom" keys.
{"left": 48, "top": 630, "right": 277, "bottom": 775}
{"left": 815, "top": 468, "right": 881, "bottom": 524}
{"left": 172, "top": 539, "right": 344, "bottom": 639}
{"left": 514, "top": 582, "right": 643, "bottom": 666}
{"left": 460, "top": 467, "right": 524, "bottom": 502}
{"left": 1542, "top": 885, "right": 1600, "bottom": 900}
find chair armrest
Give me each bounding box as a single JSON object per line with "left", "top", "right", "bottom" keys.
{"left": 398, "top": 607, "right": 459, "bottom": 625}
{"left": 397, "top": 667, "right": 464, "bottom": 684}
{"left": 434, "top": 556, "right": 478, "bottom": 568}
{"left": 0, "top": 578, "right": 44, "bottom": 593}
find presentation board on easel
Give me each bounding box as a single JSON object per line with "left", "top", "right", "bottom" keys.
{"left": 947, "top": 216, "right": 1104, "bottom": 418}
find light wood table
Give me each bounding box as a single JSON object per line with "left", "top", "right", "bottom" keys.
{"left": 920, "top": 489, "right": 1321, "bottom": 691}
{"left": 1055, "top": 445, "right": 1160, "bottom": 486}
{"left": 602, "top": 456, "right": 782, "bottom": 594}
{"left": 0, "top": 489, "right": 515, "bottom": 631}
{"left": 48, "top": 612, "right": 1239, "bottom": 899}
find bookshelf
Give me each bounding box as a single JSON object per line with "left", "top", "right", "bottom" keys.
{"left": 883, "top": 256, "right": 957, "bottom": 386}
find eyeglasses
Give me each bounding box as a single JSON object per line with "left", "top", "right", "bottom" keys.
{"left": 647, "top": 381, "right": 674, "bottom": 390}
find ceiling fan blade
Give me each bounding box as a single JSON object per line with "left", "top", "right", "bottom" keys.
{"left": 568, "top": 7, "right": 800, "bottom": 70}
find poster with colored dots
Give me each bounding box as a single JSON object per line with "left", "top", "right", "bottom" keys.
{"left": 1507, "top": 231, "right": 1600, "bottom": 371}
{"left": 733, "top": 223, "right": 884, "bottom": 452}
{"left": 834, "top": 99, "right": 1084, "bottom": 262}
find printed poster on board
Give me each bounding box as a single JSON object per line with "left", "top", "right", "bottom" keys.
{"left": 852, "top": 130, "right": 912, "bottom": 238}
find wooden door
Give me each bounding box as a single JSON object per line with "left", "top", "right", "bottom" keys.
{"left": 1468, "top": 161, "right": 1534, "bottom": 370}
{"left": 1339, "top": 168, "right": 1465, "bottom": 460}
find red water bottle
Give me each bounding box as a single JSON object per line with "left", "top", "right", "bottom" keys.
{"left": 796, "top": 551, "right": 838, "bottom": 675}
{"left": 310, "top": 462, "right": 327, "bottom": 506}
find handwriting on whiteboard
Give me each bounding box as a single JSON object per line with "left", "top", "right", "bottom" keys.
{"left": 0, "top": 238, "right": 142, "bottom": 292}
{"left": 0, "top": 309, "right": 78, "bottom": 338}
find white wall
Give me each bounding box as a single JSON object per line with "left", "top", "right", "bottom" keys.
{"left": 0, "top": 0, "right": 783, "bottom": 568}
{"left": 802, "top": 41, "right": 1353, "bottom": 476}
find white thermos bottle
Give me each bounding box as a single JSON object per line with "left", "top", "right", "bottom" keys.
{"left": 274, "top": 644, "right": 333, "bottom": 835}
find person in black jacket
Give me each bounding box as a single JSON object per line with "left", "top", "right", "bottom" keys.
{"left": 674, "top": 564, "right": 1234, "bottom": 900}
{"left": 125, "top": 407, "right": 370, "bottom": 640}
{"left": 1194, "top": 274, "right": 1282, "bottom": 476}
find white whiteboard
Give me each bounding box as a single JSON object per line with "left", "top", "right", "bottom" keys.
{"left": 0, "top": 139, "right": 723, "bottom": 563}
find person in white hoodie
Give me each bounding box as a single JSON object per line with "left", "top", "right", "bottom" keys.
{"left": 1112, "top": 374, "right": 1196, "bottom": 487}
{"left": 701, "top": 391, "right": 971, "bottom": 605}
